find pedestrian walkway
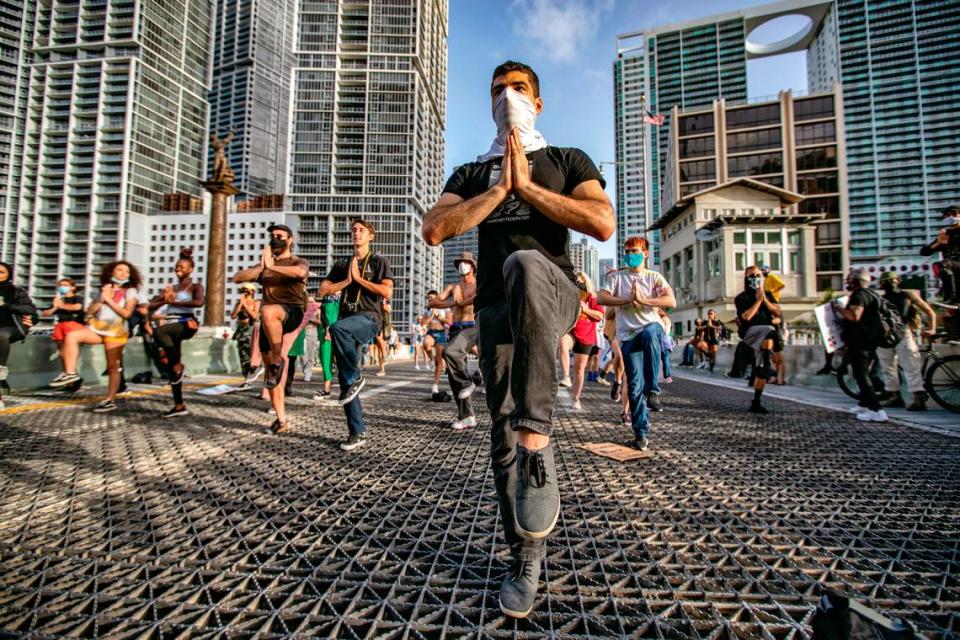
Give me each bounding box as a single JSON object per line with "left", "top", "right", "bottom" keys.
{"left": 671, "top": 366, "right": 960, "bottom": 437}
{"left": 0, "top": 367, "right": 957, "bottom": 638}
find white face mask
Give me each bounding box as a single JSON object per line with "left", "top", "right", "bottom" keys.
{"left": 458, "top": 262, "right": 472, "bottom": 276}
{"left": 493, "top": 88, "right": 538, "bottom": 142}
{"left": 945, "top": 215, "right": 960, "bottom": 226}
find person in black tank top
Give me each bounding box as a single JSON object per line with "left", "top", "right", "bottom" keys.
{"left": 876, "top": 271, "right": 938, "bottom": 411}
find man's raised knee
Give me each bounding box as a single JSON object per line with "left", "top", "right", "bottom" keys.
{"left": 502, "top": 250, "right": 544, "bottom": 279}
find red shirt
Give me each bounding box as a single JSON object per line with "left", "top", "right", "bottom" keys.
{"left": 572, "top": 294, "right": 602, "bottom": 345}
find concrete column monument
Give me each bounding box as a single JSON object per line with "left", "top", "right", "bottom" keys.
{"left": 201, "top": 131, "right": 239, "bottom": 327}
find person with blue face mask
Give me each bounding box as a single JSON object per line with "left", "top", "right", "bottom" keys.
{"left": 734, "top": 265, "right": 782, "bottom": 415}
{"left": 423, "top": 60, "right": 614, "bottom": 619}
{"left": 41, "top": 278, "right": 85, "bottom": 374}
{"left": 920, "top": 204, "right": 960, "bottom": 305}
{"left": 597, "top": 236, "right": 676, "bottom": 451}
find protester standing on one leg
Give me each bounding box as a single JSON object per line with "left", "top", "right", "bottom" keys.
{"left": 231, "top": 283, "right": 260, "bottom": 382}
{"left": 424, "top": 60, "right": 614, "bottom": 618}
{"left": 314, "top": 292, "right": 340, "bottom": 398}
{"left": 569, "top": 272, "right": 603, "bottom": 410}
{"left": 875, "top": 271, "right": 936, "bottom": 411}
{"left": 319, "top": 219, "right": 393, "bottom": 451}
{"left": 42, "top": 278, "right": 85, "bottom": 377}
{"left": 735, "top": 266, "right": 782, "bottom": 415}
{"left": 598, "top": 237, "right": 675, "bottom": 450}
{"left": 834, "top": 268, "right": 887, "bottom": 422}
{"left": 51, "top": 261, "right": 142, "bottom": 412}
{"left": 0, "top": 262, "right": 39, "bottom": 409}
{"left": 421, "top": 292, "right": 449, "bottom": 394}
{"left": 146, "top": 248, "right": 204, "bottom": 418}
{"left": 432, "top": 251, "right": 480, "bottom": 430}
{"left": 233, "top": 224, "right": 309, "bottom": 433}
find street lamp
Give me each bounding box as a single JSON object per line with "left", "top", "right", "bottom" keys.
{"left": 598, "top": 161, "right": 644, "bottom": 179}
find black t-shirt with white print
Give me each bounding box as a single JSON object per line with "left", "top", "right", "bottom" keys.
{"left": 325, "top": 253, "right": 393, "bottom": 331}
{"left": 441, "top": 146, "right": 604, "bottom": 310}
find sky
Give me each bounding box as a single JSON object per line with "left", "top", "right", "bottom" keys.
{"left": 444, "top": 0, "right": 810, "bottom": 261}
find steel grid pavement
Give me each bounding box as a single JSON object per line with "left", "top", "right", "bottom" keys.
{"left": 0, "top": 372, "right": 958, "bottom": 639}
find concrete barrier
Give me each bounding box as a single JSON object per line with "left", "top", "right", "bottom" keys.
{"left": 5, "top": 331, "right": 241, "bottom": 391}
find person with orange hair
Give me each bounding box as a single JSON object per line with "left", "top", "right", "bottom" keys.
{"left": 597, "top": 236, "right": 675, "bottom": 451}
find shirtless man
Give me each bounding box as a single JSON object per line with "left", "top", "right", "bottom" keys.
{"left": 432, "top": 252, "right": 479, "bottom": 430}
{"left": 421, "top": 291, "right": 449, "bottom": 394}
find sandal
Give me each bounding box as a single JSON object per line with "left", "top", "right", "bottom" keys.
{"left": 269, "top": 419, "right": 289, "bottom": 434}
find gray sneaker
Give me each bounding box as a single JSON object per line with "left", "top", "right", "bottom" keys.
{"left": 514, "top": 444, "right": 560, "bottom": 540}
{"left": 499, "top": 556, "right": 541, "bottom": 618}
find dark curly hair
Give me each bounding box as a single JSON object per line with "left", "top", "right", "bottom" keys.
{"left": 99, "top": 260, "right": 142, "bottom": 289}
{"left": 492, "top": 60, "right": 540, "bottom": 97}
{"left": 177, "top": 247, "right": 195, "bottom": 267}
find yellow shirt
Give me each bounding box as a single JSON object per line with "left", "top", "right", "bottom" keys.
{"left": 764, "top": 273, "right": 785, "bottom": 302}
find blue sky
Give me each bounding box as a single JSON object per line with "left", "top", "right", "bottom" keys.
{"left": 445, "top": 0, "right": 809, "bottom": 260}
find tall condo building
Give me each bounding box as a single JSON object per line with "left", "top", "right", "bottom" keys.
{"left": 440, "top": 227, "right": 476, "bottom": 286}
{"left": 569, "top": 236, "right": 600, "bottom": 290}
{"left": 208, "top": 0, "right": 296, "bottom": 198}
{"left": 0, "top": 1, "right": 36, "bottom": 261}
{"left": 7, "top": 0, "right": 213, "bottom": 305}
{"left": 287, "top": 0, "right": 447, "bottom": 337}
{"left": 615, "top": 0, "right": 960, "bottom": 274}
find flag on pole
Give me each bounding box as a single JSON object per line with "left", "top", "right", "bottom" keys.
{"left": 643, "top": 110, "right": 665, "bottom": 126}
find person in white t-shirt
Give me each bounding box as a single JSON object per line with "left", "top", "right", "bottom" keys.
{"left": 597, "top": 236, "right": 675, "bottom": 451}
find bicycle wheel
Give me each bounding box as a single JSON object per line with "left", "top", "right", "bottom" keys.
{"left": 836, "top": 352, "right": 887, "bottom": 401}
{"left": 925, "top": 354, "right": 960, "bottom": 413}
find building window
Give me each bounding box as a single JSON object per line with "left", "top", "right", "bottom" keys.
{"left": 728, "top": 152, "right": 783, "bottom": 177}
{"left": 735, "top": 252, "right": 745, "bottom": 271}
{"left": 678, "top": 113, "right": 714, "bottom": 136}
{"left": 789, "top": 251, "right": 801, "bottom": 273}
{"left": 796, "top": 146, "right": 837, "bottom": 171}
{"left": 679, "top": 159, "right": 715, "bottom": 182}
{"left": 816, "top": 248, "right": 842, "bottom": 272}
{"left": 795, "top": 121, "right": 835, "bottom": 145}
{"left": 751, "top": 232, "right": 765, "bottom": 244}
{"left": 796, "top": 172, "right": 838, "bottom": 195}
{"left": 679, "top": 135, "right": 715, "bottom": 159}
{"left": 727, "top": 127, "right": 781, "bottom": 153}
{"left": 800, "top": 196, "right": 839, "bottom": 217}
{"left": 734, "top": 231, "right": 746, "bottom": 244}
{"left": 787, "top": 230, "right": 801, "bottom": 245}
{"left": 794, "top": 96, "right": 834, "bottom": 122}
{"left": 816, "top": 222, "right": 842, "bottom": 244}
{"left": 768, "top": 252, "right": 781, "bottom": 271}
{"left": 725, "top": 103, "right": 780, "bottom": 130}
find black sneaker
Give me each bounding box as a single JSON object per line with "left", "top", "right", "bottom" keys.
{"left": 499, "top": 556, "right": 541, "bottom": 618}
{"left": 339, "top": 375, "right": 365, "bottom": 405}
{"left": 50, "top": 372, "right": 82, "bottom": 388}
{"left": 264, "top": 360, "right": 285, "bottom": 390}
{"left": 748, "top": 401, "right": 768, "bottom": 415}
{"left": 628, "top": 436, "right": 649, "bottom": 451}
{"left": 646, "top": 393, "right": 662, "bottom": 412}
{"left": 340, "top": 433, "right": 366, "bottom": 451}
{"left": 472, "top": 370, "right": 484, "bottom": 387}
{"left": 162, "top": 406, "right": 189, "bottom": 418}
{"left": 610, "top": 381, "right": 621, "bottom": 402}
{"left": 93, "top": 400, "right": 117, "bottom": 413}
{"left": 514, "top": 445, "right": 560, "bottom": 540}
{"left": 312, "top": 389, "right": 330, "bottom": 400}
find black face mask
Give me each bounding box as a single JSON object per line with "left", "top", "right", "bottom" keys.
{"left": 269, "top": 236, "right": 287, "bottom": 251}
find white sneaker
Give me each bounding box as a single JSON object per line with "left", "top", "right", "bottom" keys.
{"left": 559, "top": 377, "right": 572, "bottom": 388}
{"left": 0, "top": 398, "right": 5, "bottom": 410}
{"left": 376, "top": 370, "right": 386, "bottom": 377}
{"left": 458, "top": 383, "right": 475, "bottom": 400}
{"left": 451, "top": 416, "right": 477, "bottom": 430}
{"left": 0, "top": 366, "right": 9, "bottom": 382}
{"left": 571, "top": 398, "right": 582, "bottom": 411}
{"left": 857, "top": 409, "right": 888, "bottom": 422}
{"left": 415, "top": 364, "right": 421, "bottom": 371}
{"left": 431, "top": 385, "right": 439, "bottom": 394}
{"left": 696, "top": 362, "right": 708, "bottom": 370}
{"left": 848, "top": 405, "right": 867, "bottom": 414}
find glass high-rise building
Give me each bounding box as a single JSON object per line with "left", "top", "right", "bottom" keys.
{"left": 208, "top": 0, "right": 296, "bottom": 198}
{"left": 616, "top": 0, "right": 958, "bottom": 272}
{"left": 6, "top": 0, "right": 212, "bottom": 305}
{"left": 287, "top": 0, "right": 447, "bottom": 338}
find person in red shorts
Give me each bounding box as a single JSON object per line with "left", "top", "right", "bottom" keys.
{"left": 42, "top": 278, "right": 85, "bottom": 371}
{"left": 568, "top": 272, "right": 603, "bottom": 410}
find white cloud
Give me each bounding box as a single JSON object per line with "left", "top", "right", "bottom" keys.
{"left": 509, "top": 0, "right": 614, "bottom": 64}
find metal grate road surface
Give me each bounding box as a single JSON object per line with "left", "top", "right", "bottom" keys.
{"left": 0, "top": 372, "right": 958, "bottom": 638}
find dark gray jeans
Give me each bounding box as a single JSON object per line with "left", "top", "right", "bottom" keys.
{"left": 443, "top": 323, "right": 478, "bottom": 420}
{"left": 477, "top": 250, "right": 580, "bottom": 558}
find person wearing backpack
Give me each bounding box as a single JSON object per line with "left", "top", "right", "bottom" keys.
{"left": 876, "top": 271, "right": 937, "bottom": 411}
{"left": 833, "top": 268, "right": 888, "bottom": 422}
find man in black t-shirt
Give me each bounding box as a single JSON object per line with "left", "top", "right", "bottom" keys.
{"left": 833, "top": 268, "right": 888, "bottom": 422}
{"left": 423, "top": 61, "right": 614, "bottom": 619}
{"left": 920, "top": 205, "right": 960, "bottom": 305}
{"left": 734, "top": 265, "right": 781, "bottom": 415}
{"left": 318, "top": 219, "right": 394, "bottom": 451}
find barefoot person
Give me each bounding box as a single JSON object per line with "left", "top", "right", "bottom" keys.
{"left": 233, "top": 224, "right": 309, "bottom": 433}
{"left": 432, "top": 252, "right": 479, "bottom": 430}
{"left": 147, "top": 248, "right": 204, "bottom": 418}
{"left": 318, "top": 219, "right": 393, "bottom": 451}
{"left": 424, "top": 61, "right": 614, "bottom": 618}
{"left": 50, "top": 261, "right": 142, "bottom": 413}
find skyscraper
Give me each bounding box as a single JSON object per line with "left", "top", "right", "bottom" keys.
{"left": 569, "top": 236, "right": 600, "bottom": 290}
{"left": 441, "top": 227, "right": 477, "bottom": 286}
{"left": 287, "top": 0, "right": 447, "bottom": 337}
{"left": 615, "top": 0, "right": 960, "bottom": 271}
{"left": 208, "top": 0, "right": 296, "bottom": 198}
{"left": 8, "top": 0, "right": 213, "bottom": 304}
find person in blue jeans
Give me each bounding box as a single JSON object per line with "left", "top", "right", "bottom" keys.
{"left": 317, "top": 219, "right": 394, "bottom": 451}
{"left": 598, "top": 236, "right": 676, "bottom": 451}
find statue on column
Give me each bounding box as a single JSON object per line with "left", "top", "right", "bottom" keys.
{"left": 210, "top": 131, "right": 235, "bottom": 185}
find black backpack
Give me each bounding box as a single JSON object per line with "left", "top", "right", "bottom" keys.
{"left": 866, "top": 289, "right": 906, "bottom": 349}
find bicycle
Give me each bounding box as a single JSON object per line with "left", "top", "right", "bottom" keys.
{"left": 836, "top": 333, "right": 960, "bottom": 412}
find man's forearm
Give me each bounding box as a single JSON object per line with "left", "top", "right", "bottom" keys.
{"left": 318, "top": 278, "right": 351, "bottom": 298}
{"left": 640, "top": 293, "right": 677, "bottom": 309}
{"left": 516, "top": 183, "right": 613, "bottom": 240}
{"left": 596, "top": 292, "right": 632, "bottom": 307}
{"left": 233, "top": 265, "right": 263, "bottom": 283}
{"left": 424, "top": 187, "right": 506, "bottom": 246}
{"left": 265, "top": 264, "right": 307, "bottom": 279}
{"left": 355, "top": 277, "right": 392, "bottom": 299}
{"left": 740, "top": 299, "right": 762, "bottom": 321}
